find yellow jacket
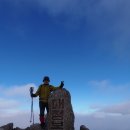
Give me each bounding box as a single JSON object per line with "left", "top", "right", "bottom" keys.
{"left": 35, "top": 84, "right": 59, "bottom": 102}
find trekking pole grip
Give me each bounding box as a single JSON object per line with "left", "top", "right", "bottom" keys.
{"left": 30, "top": 87, "right": 34, "bottom": 96}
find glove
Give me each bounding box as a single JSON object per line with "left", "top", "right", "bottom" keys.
{"left": 31, "top": 94, "right": 37, "bottom": 97}
{"left": 60, "top": 81, "right": 64, "bottom": 88}
{"left": 30, "top": 87, "right": 34, "bottom": 95}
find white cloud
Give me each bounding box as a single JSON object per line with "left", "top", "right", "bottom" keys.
{"left": 0, "top": 84, "right": 40, "bottom": 129}
{"left": 37, "top": 0, "right": 130, "bottom": 57}
{"left": 1, "top": 104, "right": 130, "bottom": 130}
{"left": 37, "top": 0, "right": 78, "bottom": 15}
{"left": 100, "top": 101, "right": 130, "bottom": 115}
{"left": 1, "top": 0, "right": 130, "bottom": 57}
{"left": 2, "top": 83, "right": 36, "bottom": 97}
{"left": 0, "top": 84, "right": 39, "bottom": 123}
{"left": 0, "top": 98, "right": 19, "bottom": 110}
{"left": 0, "top": 110, "right": 39, "bottom": 128}
{"left": 89, "top": 80, "right": 110, "bottom": 89}
{"left": 75, "top": 113, "right": 130, "bottom": 130}
{"left": 0, "top": 84, "right": 130, "bottom": 130}
{"left": 75, "top": 101, "right": 130, "bottom": 130}
{"left": 88, "top": 80, "right": 130, "bottom": 95}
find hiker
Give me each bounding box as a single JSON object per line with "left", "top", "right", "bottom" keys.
{"left": 31, "top": 76, "right": 64, "bottom": 127}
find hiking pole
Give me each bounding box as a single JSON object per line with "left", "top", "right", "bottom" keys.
{"left": 30, "top": 87, "right": 34, "bottom": 124}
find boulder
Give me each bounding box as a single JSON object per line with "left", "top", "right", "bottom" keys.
{"left": 80, "top": 125, "right": 89, "bottom": 130}
{"left": 47, "top": 88, "right": 75, "bottom": 130}
{"left": 14, "top": 127, "right": 30, "bottom": 130}
{"left": 0, "top": 123, "right": 13, "bottom": 130}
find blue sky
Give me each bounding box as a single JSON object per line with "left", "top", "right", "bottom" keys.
{"left": 0, "top": 0, "right": 130, "bottom": 130}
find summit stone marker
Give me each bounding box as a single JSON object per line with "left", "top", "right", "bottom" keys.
{"left": 47, "top": 88, "right": 75, "bottom": 130}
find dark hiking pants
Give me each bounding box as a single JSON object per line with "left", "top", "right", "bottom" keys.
{"left": 39, "top": 101, "right": 49, "bottom": 116}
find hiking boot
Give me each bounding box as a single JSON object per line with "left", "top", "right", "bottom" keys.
{"left": 40, "top": 122, "right": 45, "bottom": 129}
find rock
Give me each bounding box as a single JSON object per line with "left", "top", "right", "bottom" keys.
{"left": 14, "top": 127, "right": 30, "bottom": 130}
{"left": 13, "top": 127, "right": 21, "bottom": 130}
{"left": 47, "top": 88, "right": 75, "bottom": 130}
{"left": 80, "top": 125, "right": 89, "bottom": 130}
{"left": 30, "top": 123, "right": 43, "bottom": 130}
{"left": 0, "top": 123, "right": 13, "bottom": 130}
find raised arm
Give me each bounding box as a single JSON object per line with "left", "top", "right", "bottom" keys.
{"left": 50, "top": 81, "right": 64, "bottom": 91}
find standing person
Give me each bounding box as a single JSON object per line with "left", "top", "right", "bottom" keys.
{"left": 31, "top": 76, "right": 64, "bottom": 128}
